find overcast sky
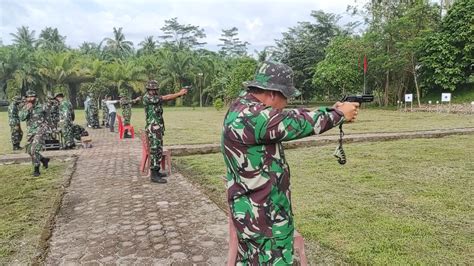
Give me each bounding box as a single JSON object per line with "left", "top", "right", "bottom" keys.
{"left": 1, "top": 0, "right": 366, "bottom": 52}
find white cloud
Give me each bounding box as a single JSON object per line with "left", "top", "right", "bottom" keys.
{"left": 1, "top": 0, "right": 366, "bottom": 52}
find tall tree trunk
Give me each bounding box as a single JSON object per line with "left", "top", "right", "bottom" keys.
{"left": 68, "top": 82, "right": 78, "bottom": 108}
{"left": 384, "top": 43, "right": 390, "bottom": 106}
{"left": 412, "top": 54, "right": 421, "bottom": 107}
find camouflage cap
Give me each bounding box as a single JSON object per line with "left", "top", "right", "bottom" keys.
{"left": 54, "top": 92, "right": 64, "bottom": 98}
{"left": 25, "top": 89, "right": 37, "bottom": 97}
{"left": 146, "top": 80, "right": 159, "bottom": 90}
{"left": 244, "top": 61, "right": 301, "bottom": 99}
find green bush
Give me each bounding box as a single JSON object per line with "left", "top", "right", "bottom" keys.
{"left": 213, "top": 98, "right": 224, "bottom": 111}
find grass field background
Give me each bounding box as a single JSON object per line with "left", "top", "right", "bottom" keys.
{"left": 1, "top": 107, "right": 473, "bottom": 154}
{"left": 0, "top": 163, "right": 68, "bottom": 264}
{"left": 175, "top": 135, "right": 474, "bottom": 264}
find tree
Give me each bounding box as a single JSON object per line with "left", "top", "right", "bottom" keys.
{"left": 218, "top": 27, "right": 249, "bottom": 57}
{"left": 159, "top": 17, "right": 206, "bottom": 50}
{"left": 138, "top": 36, "right": 157, "bottom": 56}
{"left": 103, "top": 27, "right": 134, "bottom": 59}
{"left": 276, "top": 11, "right": 344, "bottom": 101}
{"left": 37, "top": 27, "right": 67, "bottom": 52}
{"left": 418, "top": 0, "right": 473, "bottom": 92}
{"left": 10, "top": 26, "right": 36, "bottom": 50}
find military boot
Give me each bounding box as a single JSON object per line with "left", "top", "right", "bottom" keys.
{"left": 41, "top": 157, "right": 50, "bottom": 169}
{"left": 150, "top": 169, "right": 167, "bottom": 183}
{"left": 33, "top": 166, "right": 40, "bottom": 177}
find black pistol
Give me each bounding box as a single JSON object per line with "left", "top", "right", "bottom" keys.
{"left": 334, "top": 94, "right": 374, "bottom": 165}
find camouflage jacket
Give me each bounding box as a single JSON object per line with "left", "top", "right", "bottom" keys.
{"left": 19, "top": 101, "right": 49, "bottom": 138}
{"left": 46, "top": 99, "right": 60, "bottom": 127}
{"left": 88, "top": 99, "right": 98, "bottom": 115}
{"left": 8, "top": 101, "right": 21, "bottom": 126}
{"left": 221, "top": 91, "right": 344, "bottom": 239}
{"left": 143, "top": 93, "right": 165, "bottom": 131}
{"left": 59, "top": 100, "right": 74, "bottom": 123}
{"left": 120, "top": 97, "right": 133, "bottom": 110}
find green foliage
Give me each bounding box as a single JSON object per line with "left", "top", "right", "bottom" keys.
{"left": 218, "top": 27, "right": 249, "bottom": 57}
{"left": 418, "top": 0, "right": 473, "bottom": 91}
{"left": 213, "top": 98, "right": 224, "bottom": 111}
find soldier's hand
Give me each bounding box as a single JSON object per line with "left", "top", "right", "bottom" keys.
{"left": 26, "top": 102, "right": 33, "bottom": 109}
{"left": 179, "top": 88, "right": 188, "bottom": 95}
{"left": 336, "top": 102, "right": 360, "bottom": 122}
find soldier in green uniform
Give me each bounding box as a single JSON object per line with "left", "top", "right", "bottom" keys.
{"left": 221, "top": 61, "right": 360, "bottom": 264}
{"left": 119, "top": 93, "right": 141, "bottom": 138}
{"left": 55, "top": 93, "right": 75, "bottom": 149}
{"left": 101, "top": 95, "right": 109, "bottom": 127}
{"left": 143, "top": 80, "right": 188, "bottom": 183}
{"left": 8, "top": 96, "right": 24, "bottom": 150}
{"left": 46, "top": 94, "right": 60, "bottom": 131}
{"left": 20, "top": 90, "right": 51, "bottom": 177}
{"left": 87, "top": 94, "right": 100, "bottom": 129}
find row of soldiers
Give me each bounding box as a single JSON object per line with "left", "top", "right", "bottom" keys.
{"left": 8, "top": 90, "right": 77, "bottom": 176}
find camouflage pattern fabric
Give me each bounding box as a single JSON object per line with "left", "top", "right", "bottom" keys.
{"left": 143, "top": 92, "right": 165, "bottom": 171}
{"left": 221, "top": 91, "right": 345, "bottom": 265}
{"left": 59, "top": 100, "right": 75, "bottom": 147}
{"left": 120, "top": 97, "right": 133, "bottom": 126}
{"left": 88, "top": 99, "right": 100, "bottom": 127}
{"left": 101, "top": 99, "right": 109, "bottom": 126}
{"left": 8, "top": 100, "right": 23, "bottom": 147}
{"left": 19, "top": 101, "right": 50, "bottom": 167}
{"left": 72, "top": 124, "right": 88, "bottom": 141}
{"left": 46, "top": 98, "right": 60, "bottom": 130}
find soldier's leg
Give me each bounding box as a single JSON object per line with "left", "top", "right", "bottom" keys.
{"left": 63, "top": 123, "right": 75, "bottom": 148}
{"left": 10, "top": 125, "right": 21, "bottom": 149}
{"left": 147, "top": 126, "right": 166, "bottom": 183}
{"left": 27, "top": 135, "right": 44, "bottom": 176}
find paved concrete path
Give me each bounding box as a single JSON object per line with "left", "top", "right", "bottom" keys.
{"left": 44, "top": 128, "right": 229, "bottom": 265}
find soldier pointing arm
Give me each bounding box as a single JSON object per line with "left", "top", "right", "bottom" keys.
{"left": 221, "top": 61, "right": 359, "bottom": 264}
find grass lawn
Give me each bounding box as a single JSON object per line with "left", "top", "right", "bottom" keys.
{"left": 0, "top": 162, "right": 68, "bottom": 264}
{"left": 1, "top": 107, "right": 473, "bottom": 154}
{"left": 174, "top": 135, "right": 474, "bottom": 264}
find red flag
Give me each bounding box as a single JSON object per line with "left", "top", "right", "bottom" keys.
{"left": 363, "top": 55, "right": 368, "bottom": 73}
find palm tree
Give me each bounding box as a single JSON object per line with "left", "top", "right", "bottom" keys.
{"left": 103, "top": 27, "right": 134, "bottom": 59}
{"left": 138, "top": 36, "right": 157, "bottom": 56}
{"left": 10, "top": 26, "right": 36, "bottom": 50}
{"left": 102, "top": 59, "right": 147, "bottom": 95}
{"left": 37, "top": 27, "right": 67, "bottom": 52}
{"left": 157, "top": 49, "right": 195, "bottom": 106}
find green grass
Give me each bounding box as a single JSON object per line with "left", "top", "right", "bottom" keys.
{"left": 174, "top": 135, "right": 474, "bottom": 264}
{"left": 0, "top": 162, "right": 68, "bottom": 264}
{"left": 1, "top": 107, "right": 473, "bottom": 154}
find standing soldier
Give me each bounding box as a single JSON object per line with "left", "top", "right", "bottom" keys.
{"left": 119, "top": 93, "right": 141, "bottom": 138}
{"left": 88, "top": 94, "right": 100, "bottom": 129}
{"left": 84, "top": 94, "right": 92, "bottom": 127}
{"left": 55, "top": 93, "right": 75, "bottom": 149}
{"left": 143, "top": 80, "right": 188, "bottom": 183}
{"left": 20, "top": 90, "right": 51, "bottom": 177}
{"left": 101, "top": 95, "right": 109, "bottom": 127}
{"left": 46, "top": 95, "right": 60, "bottom": 131}
{"left": 8, "top": 95, "right": 24, "bottom": 150}
{"left": 221, "top": 61, "right": 360, "bottom": 264}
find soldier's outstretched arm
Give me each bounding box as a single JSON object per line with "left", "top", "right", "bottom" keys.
{"left": 253, "top": 107, "right": 345, "bottom": 144}
{"left": 161, "top": 89, "right": 188, "bottom": 101}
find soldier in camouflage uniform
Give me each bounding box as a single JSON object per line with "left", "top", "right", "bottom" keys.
{"left": 101, "top": 95, "right": 109, "bottom": 127}
{"left": 8, "top": 96, "right": 24, "bottom": 150}
{"left": 19, "top": 90, "right": 51, "bottom": 177}
{"left": 221, "top": 61, "right": 360, "bottom": 264}
{"left": 55, "top": 93, "right": 75, "bottom": 149}
{"left": 143, "top": 80, "right": 188, "bottom": 183}
{"left": 87, "top": 95, "right": 100, "bottom": 129}
{"left": 119, "top": 93, "right": 141, "bottom": 138}
{"left": 46, "top": 95, "right": 60, "bottom": 131}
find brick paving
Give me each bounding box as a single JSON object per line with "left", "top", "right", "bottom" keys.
{"left": 44, "top": 128, "right": 229, "bottom": 265}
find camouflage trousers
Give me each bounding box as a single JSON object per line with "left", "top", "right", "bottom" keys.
{"left": 59, "top": 121, "right": 74, "bottom": 147}
{"left": 88, "top": 110, "right": 100, "bottom": 127}
{"left": 26, "top": 133, "right": 45, "bottom": 167}
{"left": 10, "top": 124, "right": 23, "bottom": 146}
{"left": 102, "top": 109, "right": 109, "bottom": 126}
{"left": 230, "top": 200, "right": 295, "bottom": 265}
{"left": 122, "top": 108, "right": 132, "bottom": 126}
{"left": 146, "top": 124, "right": 163, "bottom": 171}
